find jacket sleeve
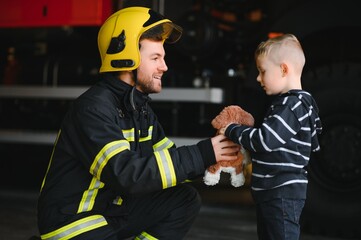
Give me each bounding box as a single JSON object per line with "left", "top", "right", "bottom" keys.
{"left": 64, "top": 103, "right": 215, "bottom": 196}
{"left": 225, "top": 105, "right": 301, "bottom": 153}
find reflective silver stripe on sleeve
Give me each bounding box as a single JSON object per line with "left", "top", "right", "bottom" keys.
{"left": 90, "top": 140, "right": 130, "bottom": 179}
{"left": 153, "top": 137, "right": 174, "bottom": 151}
{"left": 154, "top": 149, "right": 176, "bottom": 189}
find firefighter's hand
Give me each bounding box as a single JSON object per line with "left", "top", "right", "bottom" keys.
{"left": 211, "top": 135, "right": 240, "bottom": 162}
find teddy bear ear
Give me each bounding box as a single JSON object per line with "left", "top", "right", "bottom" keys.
{"left": 211, "top": 115, "right": 223, "bottom": 129}
{"left": 211, "top": 109, "right": 227, "bottom": 129}
{"left": 212, "top": 106, "right": 234, "bottom": 128}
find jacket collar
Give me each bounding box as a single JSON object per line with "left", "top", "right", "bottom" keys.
{"left": 100, "top": 73, "right": 151, "bottom": 112}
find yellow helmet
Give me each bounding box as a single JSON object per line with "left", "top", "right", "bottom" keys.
{"left": 98, "top": 7, "right": 182, "bottom": 73}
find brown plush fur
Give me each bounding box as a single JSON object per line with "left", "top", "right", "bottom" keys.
{"left": 204, "top": 105, "right": 254, "bottom": 187}
{"left": 211, "top": 105, "right": 254, "bottom": 131}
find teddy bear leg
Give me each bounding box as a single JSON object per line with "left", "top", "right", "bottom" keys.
{"left": 203, "top": 168, "right": 222, "bottom": 186}
{"left": 231, "top": 172, "right": 246, "bottom": 187}
{"left": 221, "top": 167, "right": 245, "bottom": 187}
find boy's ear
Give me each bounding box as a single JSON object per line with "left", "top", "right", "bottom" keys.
{"left": 280, "top": 63, "right": 288, "bottom": 77}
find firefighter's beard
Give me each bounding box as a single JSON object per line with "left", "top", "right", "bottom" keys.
{"left": 136, "top": 75, "right": 162, "bottom": 94}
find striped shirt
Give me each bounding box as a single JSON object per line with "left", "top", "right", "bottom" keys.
{"left": 225, "top": 90, "right": 322, "bottom": 202}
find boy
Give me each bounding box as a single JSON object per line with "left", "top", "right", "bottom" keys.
{"left": 221, "top": 34, "right": 322, "bottom": 240}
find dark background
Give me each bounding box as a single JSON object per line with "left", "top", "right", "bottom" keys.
{"left": 0, "top": 0, "right": 360, "bottom": 238}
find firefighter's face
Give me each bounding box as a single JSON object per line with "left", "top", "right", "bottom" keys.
{"left": 256, "top": 55, "right": 288, "bottom": 95}
{"left": 136, "top": 39, "right": 168, "bottom": 94}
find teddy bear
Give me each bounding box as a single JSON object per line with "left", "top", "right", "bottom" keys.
{"left": 203, "top": 105, "right": 254, "bottom": 187}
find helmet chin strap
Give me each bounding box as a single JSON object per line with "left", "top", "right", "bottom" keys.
{"left": 130, "top": 69, "right": 138, "bottom": 111}
{"left": 130, "top": 86, "right": 137, "bottom": 111}
{"left": 130, "top": 69, "right": 149, "bottom": 138}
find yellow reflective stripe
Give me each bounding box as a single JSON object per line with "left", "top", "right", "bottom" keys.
{"left": 112, "top": 196, "right": 123, "bottom": 205}
{"left": 139, "top": 133, "right": 151, "bottom": 142}
{"left": 135, "top": 231, "right": 158, "bottom": 240}
{"left": 122, "top": 128, "right": 134, "bottom": 141}
{"left": 139, "top": 126, "right": 153, "bottom": 142}
{"left": 40, "top": 130, "right": 61, "bottom": 192}
{"left": 154, "top": 150, "right": 177, "bottom": 189}
{"left": 122, "top": 127, "right": 153, "bottom": 142}
{"left": 153, "top": 137, "right": 174, "bottom": 151}
{"left": 77, "top": 177, "right": 104, "bottom": 213}
{"left": 90, "top": 140, "right": 130, "bottom": 179}
{"left": 41, "top": 215, "right": 107, "bottom": 240}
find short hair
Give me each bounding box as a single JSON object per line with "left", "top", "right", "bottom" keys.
{"left": 255, "top": 34, "right": 305, "bottom": 71}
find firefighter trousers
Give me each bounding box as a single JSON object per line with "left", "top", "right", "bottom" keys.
{"left": 73, "top": 184, "right": 202, "bottom": 240}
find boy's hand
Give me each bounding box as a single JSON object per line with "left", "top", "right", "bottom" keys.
{"left": 218, "top": 123, "right": 236, "bottom": 135}
{"left": 219, "top": 127, "right": 226, "bottom": 135}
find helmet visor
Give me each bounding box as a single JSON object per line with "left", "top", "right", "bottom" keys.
{"left": 162, "top": 22, "right": 183, "bottom": 44}
{"left": 142, "top": 22, "right": 183, "bottom": 44}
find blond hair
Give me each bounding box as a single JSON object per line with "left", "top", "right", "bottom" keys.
{"left": 255, "top": 34, "right": 305, "bottom": 73}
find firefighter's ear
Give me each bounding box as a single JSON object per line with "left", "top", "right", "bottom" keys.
{"left": 280, "top": 63, "right": 288, "bottom": 77}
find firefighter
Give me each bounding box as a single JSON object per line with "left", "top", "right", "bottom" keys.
{"left": 37, "top": 6, "right": 240, "bottom": 240}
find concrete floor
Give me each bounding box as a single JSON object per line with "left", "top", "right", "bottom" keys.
{"left": 0, "top": 185, "right": 354, "bottom": 240}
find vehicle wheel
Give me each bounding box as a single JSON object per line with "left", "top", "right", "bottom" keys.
{"left": 301, "top": 63, "right": 361, "bottom": 238}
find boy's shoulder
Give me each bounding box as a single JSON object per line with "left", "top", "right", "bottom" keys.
{"left": 276, "top": 90, "right": 312, "bottom": 104}
{"left": 271, "top": 90, "right": 315, "bottom": 114}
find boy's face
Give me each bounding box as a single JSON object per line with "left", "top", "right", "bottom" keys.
{"left": 256, "top": 55, "right": 288, "bottom": 95}
{"left": 136, "top": 39, "right": 168, "bottom": 94}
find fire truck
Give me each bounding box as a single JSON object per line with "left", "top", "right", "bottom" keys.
{"left": 0, "top": 0, "right": 360, "bottom": 238}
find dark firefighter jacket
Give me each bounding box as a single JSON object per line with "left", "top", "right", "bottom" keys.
{"left": 37, "top": 74, "right": 216, "bottom": 238}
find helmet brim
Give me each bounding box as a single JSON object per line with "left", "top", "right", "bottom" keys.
{"left": 142, "top": 21, "right": 183, "bottom": 44}
{"left": 163, "top": 22, "right": 183, "bottom": 44}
